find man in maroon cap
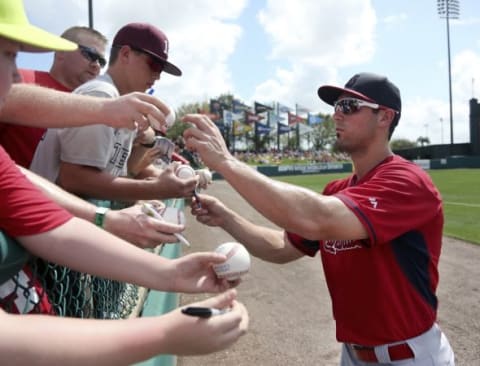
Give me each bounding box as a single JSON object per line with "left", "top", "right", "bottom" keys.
{"left": 31, "top": 23, "right": 197, "bottom": 208}
{"left": 183, "top": 72, "right": 455, "bottom": 365}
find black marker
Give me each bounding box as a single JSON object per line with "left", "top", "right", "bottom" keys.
{"left": 181, "top": 307, "right": 228, "bottom": 318}
{"left": 192, "top": 190, "right": 202, "bottom": 209}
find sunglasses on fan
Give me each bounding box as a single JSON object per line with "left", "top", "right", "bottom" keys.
{"left": 78, "top": 45, "right": 107, "bottom": 68}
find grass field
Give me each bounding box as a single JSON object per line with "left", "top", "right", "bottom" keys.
{"left": 275, "top": 168, "right": 480, "bottom": 245}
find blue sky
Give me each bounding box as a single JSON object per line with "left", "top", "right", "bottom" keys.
{"left": 19, "top": 0, "right": 480, "bottom": 144}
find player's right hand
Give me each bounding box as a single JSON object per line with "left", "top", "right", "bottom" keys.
{"left": 190, "top": 193, "right": 228, "bottom": 228}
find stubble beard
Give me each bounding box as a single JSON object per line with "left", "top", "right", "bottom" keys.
{"left": 334, "top": 137, "right": 351, "bottom": 154}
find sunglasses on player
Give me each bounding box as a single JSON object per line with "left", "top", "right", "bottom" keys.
{"left": 78, "top": 45, "right": 106, "bottom": 68}
{"left": 333, "top": 98, "right": 382, "bottom": 115}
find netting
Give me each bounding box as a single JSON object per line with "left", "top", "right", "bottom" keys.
{"left": 0, "top": 246, "right": 163, "bottom": 318}
{"left": 0, "top": 199, "right": 182, "bottom": 319}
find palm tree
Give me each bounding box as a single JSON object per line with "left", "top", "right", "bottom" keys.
{"left": 416, "top": 136, "right": 430, "bottom": 147}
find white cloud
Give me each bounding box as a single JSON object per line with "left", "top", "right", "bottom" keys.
{"left": 23, "top": 0, "right": 247, "bottom": 108}
{"left": 258, "top": 0, "right": 376, "bottom": 67}
{"left": 18, "top": 0, "right": 480, "bottom": 146}
{"left": 452, "top": 50, "right": 480, "bottom": 102}
{"left": 397, "top": 97, "right": 454, "bottom": 145}
{"left": 382, "top": 13, "right": 407, "bottom": 26}
{"left": 252, "top": 0, "right": 377, "bottom": 112}
{"left": 252, "top": 63, "right": 336, "bottom": 113}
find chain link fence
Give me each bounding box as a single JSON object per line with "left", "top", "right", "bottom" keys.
{"left": 0, "top": 199, "right": 182, "bottom": 319}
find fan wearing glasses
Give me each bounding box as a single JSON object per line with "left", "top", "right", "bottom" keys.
{"left": 183, "top": 72, "right": 455, "bottom": 365}
{"left": 0, "top": 26, "right": 107, "bottom": 169}
{"left": 31, "top": 22, "right": 198, "bottom": 209}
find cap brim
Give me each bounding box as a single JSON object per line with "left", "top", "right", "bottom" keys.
{"left": 0, "top": 24, "right": 77, "bottom": 52}
{"left": 142, "top": 49, "right": 182, "bottom": 76}
{"left": 317, "top": 85, "right": 374, "bottom": 106}
{"left": 162, "top": 61, "right": 182, "bottom": 76}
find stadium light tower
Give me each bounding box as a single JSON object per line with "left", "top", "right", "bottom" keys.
{"left": 88, "top": 0, "right": 94, "bottom": 28}
{"left": 437, "top": 0, "right": 459, "bottom": 145}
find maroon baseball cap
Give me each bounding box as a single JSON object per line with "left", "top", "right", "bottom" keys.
{"left": 112, "top": 22, "right": 182, "bottom": 76}
{"left": 317, "top": 72, "right": 401, "bottom": 113}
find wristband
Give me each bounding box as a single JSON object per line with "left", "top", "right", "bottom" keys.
{"left": 94, "top": 206, "right": 109, "bottom": 228}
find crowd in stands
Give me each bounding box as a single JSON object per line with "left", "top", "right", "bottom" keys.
{"left": 234, "top": 149, "right": 350, "bottom": 165}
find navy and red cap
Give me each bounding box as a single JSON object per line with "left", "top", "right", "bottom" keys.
{"left": 112, "top": 22, "right": 182, "bottom": 76}
{"left": 317, "top": 72, "right": 401, "bottom": 114}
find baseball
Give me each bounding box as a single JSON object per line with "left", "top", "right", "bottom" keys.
{"left": 196, "top": 168, "right": 213, "bottom": 190}
{"left": 212, "top": 242, "right": 251, "bottom": 281}
{"left": 165, "top": 109, "right": 176, "bottom": 128}
{"left": 176, "top": 165, "right": 196, "bottom": 179}
{"left": 147, "top": 108, "right": 176, "bottom": 130}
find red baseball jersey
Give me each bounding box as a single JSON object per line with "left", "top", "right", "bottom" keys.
{"left": 286, "top": 155, "right": 443, "bottom": 346}
{"left": 0, "top": 69, "right": 71, "bottom": 168}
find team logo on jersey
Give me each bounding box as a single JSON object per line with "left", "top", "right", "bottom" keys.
{"left": 368, "top": 197, "right": 378, "bottom": 208}
{"left": 323, "top": 239, "right": 363, "bottom": 254}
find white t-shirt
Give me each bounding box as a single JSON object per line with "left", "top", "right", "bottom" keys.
{"left": 31, "top": 74, "right": 136, "bottom": 182}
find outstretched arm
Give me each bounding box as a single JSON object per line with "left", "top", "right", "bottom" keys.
{"left": 0, "top": 289, "right": 248, "bottom": 365}
{"left": 58, "top": 162, "right": 197, "bottom": 201}
{"left": 19, "top": 166, "right": 184, "bottom": 248}
{"left": 2, "top": 84, "right": 172, "bottom": 131}
{"left": 17, "top": 217, "right": 232, "bottom": 294}
{"left": 191, "top": 193, "right": 304, "bottom": 264}
{"left": 183, "top": 114, "right": 367, "bottom": 241}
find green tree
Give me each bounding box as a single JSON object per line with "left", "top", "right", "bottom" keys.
{"left": 166, "top": 101, "right": 206, "bottom": 140}
{"left": 390, "top": 138, "right": 417, "bottom": 150}
{"left": 311, "top": 115, "right": 336, "bottom": 151}
{"left": 416, "top": 136, "right": 430, "bottom": 147}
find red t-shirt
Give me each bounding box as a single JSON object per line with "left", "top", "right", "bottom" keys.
{"left": 0, "top": 145, "right": 72, "bottom": 236}
{"left": 286, "top": 155, "right": 443, "bottom": 346}
{"left": 0, "top": 146, "right": 72, "bottom": 314}
{"left": 0, "top": 69, "right": 71, "bottom": 168}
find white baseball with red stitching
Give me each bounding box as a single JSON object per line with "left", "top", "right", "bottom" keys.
{"left": 213, "top": 242, "right": 251, "bottom": 280}
{"left": 147, "top": 108, "right": 175, "bottom": 130}
{"left": 176, "top": 165, "right": 195, "bottom": 179}
{"left": 165, "top": 109, "right": 176, "bottom": 128}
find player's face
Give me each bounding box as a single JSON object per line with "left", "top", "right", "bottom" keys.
{"left": 0, "top": 37, "right": 20, "bottom": 109}
{"left": 333, "top": 93, "right": 380, "bottom": 154}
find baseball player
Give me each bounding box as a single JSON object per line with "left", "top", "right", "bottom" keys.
{"left": 184, "top": 72, "right": 455, "bottom": 365}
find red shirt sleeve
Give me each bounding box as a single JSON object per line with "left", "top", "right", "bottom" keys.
{"left": 285, "top": 231, "right": 319, "bottom": 257}
{"left": 330, "top": 158, "right": 442, "bottom": 246}
{"left": 0, "top": 147, "right": 73, "bottom": 236}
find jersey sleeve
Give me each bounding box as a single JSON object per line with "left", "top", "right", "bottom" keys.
{"left": 0, "top": 148, "right": 73, "bottom": 237}
{"left": 332, "top": 164, "right": 442, "bottom": 246}
{"left": 285, "top": 231, "right": 320, "bottom": 257}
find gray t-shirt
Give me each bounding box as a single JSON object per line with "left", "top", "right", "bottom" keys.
{"left": 31, "top": 74, "right": 136, "bottom": 182}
